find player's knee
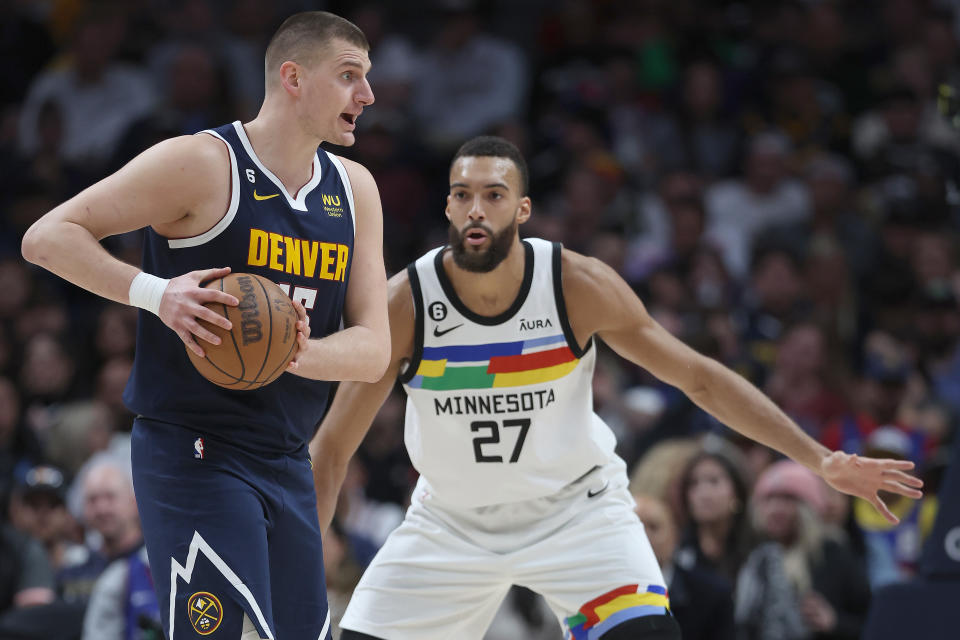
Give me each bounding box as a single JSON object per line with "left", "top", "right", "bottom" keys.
{"left": 340, "top": 630, "right": 387, "bottom": 640}
{"left": 596, "top": 613, "right": 681, "bottom": 640}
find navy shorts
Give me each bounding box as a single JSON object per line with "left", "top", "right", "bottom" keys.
{"left": 131, "top": 417, "right": 330, "bottom": 639}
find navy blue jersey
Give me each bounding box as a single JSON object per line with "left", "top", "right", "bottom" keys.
{"left": 123, "top": 121, "right": 355, "bottom": 454}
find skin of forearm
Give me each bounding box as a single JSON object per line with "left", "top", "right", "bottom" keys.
{"left": 296, "top": 326, "right": 389, "bottom": 382}
{"left": 687, "top": 357, "right": 831, "bottom": 472}
{"left": 22, "top": 220, "right": 140, "bottom": 304}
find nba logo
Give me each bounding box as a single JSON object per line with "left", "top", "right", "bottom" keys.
{"left": 194, "top": 438, "right": 205, "bottom": 460}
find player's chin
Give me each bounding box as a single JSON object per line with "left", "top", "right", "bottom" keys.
{"left": 334, "top": 131, "right": 357, "bottom": 146}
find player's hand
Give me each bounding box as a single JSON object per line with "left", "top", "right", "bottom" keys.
{"left": 819, "top": 451, "right": 923, "bottom": 524}
{"left": 286, "top": 298, "right": 311, "bottom": 372}
{"left": 158, "top": 267, "right": 239, "bottom": 357}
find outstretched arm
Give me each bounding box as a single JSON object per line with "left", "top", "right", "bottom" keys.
{"left": 310, "top": 270, "right": 415, "bottom": 534}
{"left": 563, "top": 251, "right": 923, "bottom": 523}
{"left": 287, "top": 158, "right": 390, "bottom": 383}
{"left": 21, "top": 135, "right": 239, "bottom": 356}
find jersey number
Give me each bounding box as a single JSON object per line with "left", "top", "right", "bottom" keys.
{"left": 471, "top": 419, "right": 530, "bottom": 463}
{"left": 275, "top": 283, "right": 318, "bottom": 311}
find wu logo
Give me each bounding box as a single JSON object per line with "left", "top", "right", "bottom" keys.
{"left": 321, "top": 194, "right": 341, "bottom": 207}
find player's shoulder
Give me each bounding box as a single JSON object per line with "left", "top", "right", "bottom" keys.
{"left": 559, "top": 246, "right": 619, "bottom": 293}
{"left": 141, "top": 133, "right": 229, "bottom": 181}
{"left": 327, "top": 153, "right": 376, "bottom": 191}
{"left": 387, "top": 267, "right": 413, "bottom": 308}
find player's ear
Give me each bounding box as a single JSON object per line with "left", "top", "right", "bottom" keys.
{"left": 516, "top": 196, "right": 532, "bottom": 225}
{"left": 444, "top": 194, "right": 453, "bottom": 221}
{"left": 279, "top": 61, "right": 301, "bottom": 96}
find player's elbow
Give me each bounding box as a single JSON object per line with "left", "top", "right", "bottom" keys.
{"left": 20, "top": 220, "right": 48, "bottom": 266}
{"left": 360, "top": 347, "right": 390, "bottom": 383}
{"left": 682, "top": 356, "right": 718, "bottom": 406}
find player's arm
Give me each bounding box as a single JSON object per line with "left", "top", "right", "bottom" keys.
{"left": 287, "top": 157, "right": 390, "bottom": 383}
{"left": 20, "top": 135, "right": 238, "bottom": 356}
{"left": 563, "top": 250, "right": 923, "bottom": 523}
{"left": 309, "top": 269, "right": 414, "bottom": 535}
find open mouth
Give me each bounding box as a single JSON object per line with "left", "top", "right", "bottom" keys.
{"left": 465, "top": 228, "right": 488, "bottom": 246}
{"left": 340, "top": 113, "right": 357, "bottom": 126}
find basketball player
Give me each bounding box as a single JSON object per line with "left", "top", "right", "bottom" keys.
{"left": 310, "top": 136, "right": 924, "bottom": 640}
{"left": 21, "top": 12, "right": 389, "bottom": 640}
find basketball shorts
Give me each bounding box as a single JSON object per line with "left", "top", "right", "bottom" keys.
{"left": 131, "top": 417, "right": 331, "bottom": 640}
{"left": 339, "top": 457, "right": 668, "bottom": 640}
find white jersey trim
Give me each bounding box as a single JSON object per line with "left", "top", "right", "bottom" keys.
{"left": 325, "top": 152, "right": 356, "bottom": 237}
{"left": 168, "top": 530, "right": 274, "bottom": 639}
{"left": 232, "top": 121, "right": 322, "bottom": 212}
{"left": 168, "top": 129, "right": 240, "bottom": 249}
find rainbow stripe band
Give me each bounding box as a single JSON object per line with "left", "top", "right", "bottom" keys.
{"left": 566, "top": 585, "right": 670, "bottom": 640}
{"left": 409, "top": 334, "right": 579, "bottom": 391}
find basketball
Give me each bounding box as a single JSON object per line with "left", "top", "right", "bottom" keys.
{"left": 185, "top": 273, "right": 299, "bottom": 390}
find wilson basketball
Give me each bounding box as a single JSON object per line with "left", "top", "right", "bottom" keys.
{"left": 185, "top": 273, "right": 299, "bottom": 390}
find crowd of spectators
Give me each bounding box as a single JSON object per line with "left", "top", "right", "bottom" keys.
{"left": 1, "top": 0, "right": 958, "bottom": 638}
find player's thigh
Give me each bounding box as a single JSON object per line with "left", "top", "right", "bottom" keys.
{"left": 269, "top": 456, "right": 331, "bottom": 640}
{"left": 132, "top": 419, "right": 275, "bottom": 639}
{"left": 339, "top": 508, "right": 510, "bottom": 640}
{"left": 516, "top": 487, "right": 670, "bottom": 639}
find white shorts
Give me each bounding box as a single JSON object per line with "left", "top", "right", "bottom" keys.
{"left": 339, "top": 458, "right": 668, "bottom": 640}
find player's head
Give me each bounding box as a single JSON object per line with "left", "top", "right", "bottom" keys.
{"left": 446, "top": 136, "right": 531, "bottom": 273}
{"left": 264, "top": 11, "right": 373, "bottom": 146}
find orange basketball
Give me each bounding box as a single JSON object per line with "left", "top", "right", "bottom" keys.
{"left": 185, "top": 273, "right": 299, "bottom": 390}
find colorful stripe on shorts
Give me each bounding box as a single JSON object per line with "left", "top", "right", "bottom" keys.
{"left": 565, "top": 584, "right": 669, "bottom": 640}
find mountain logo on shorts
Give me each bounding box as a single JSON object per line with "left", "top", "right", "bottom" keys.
{"left": 188, "top": 591, "right": 223, "bottom": 635}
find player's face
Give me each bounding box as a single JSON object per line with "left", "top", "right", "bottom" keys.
{"left": 299, "top": 39, "right": 374, "bottom": 146}
{"left": 446, "top": 156, "right": 530, "bottom": 272}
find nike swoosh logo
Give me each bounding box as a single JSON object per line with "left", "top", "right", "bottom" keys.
{"left": 587, "top": 481, "right": 610, "bottom": 498}
{"left": 253, "top": 190, "right": 279, "bottom": 201}
{"left": 433, "top": 323, "right": 463, "bottom": 337}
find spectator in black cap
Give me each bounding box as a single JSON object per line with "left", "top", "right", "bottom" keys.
{"left": 8, "top": 465, "right": 82, "bottom": 573}
{"left": 0, "top": 376, "right": 45, "bottom": 516}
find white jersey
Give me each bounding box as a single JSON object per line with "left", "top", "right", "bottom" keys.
{"left": 400, "top": 238, "right": 617, "bottom": 507}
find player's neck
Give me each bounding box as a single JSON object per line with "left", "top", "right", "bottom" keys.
{"left": 242, "top": 111, "right": 320, "bottom": 196}
{"left": 444, "top": 241, "right": 526, "bottom": 317}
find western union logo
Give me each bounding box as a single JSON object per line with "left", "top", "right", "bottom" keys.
{"left": 321, "top": 193, "right": 344, "bottom": 217}
{"left": 247, "top": 229, "right": 348, "bottom": 281}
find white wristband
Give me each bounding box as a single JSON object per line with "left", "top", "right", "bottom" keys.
{"left": 128, "top": 272, "right": 170, "bottom": 316}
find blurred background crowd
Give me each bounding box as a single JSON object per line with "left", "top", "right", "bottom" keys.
{"left": 0, "top": 0, "right": 958, "bottom": 638}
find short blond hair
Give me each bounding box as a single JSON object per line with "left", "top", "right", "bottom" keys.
{"left": 264, "top": 11, "right": 368, "bottom": 86}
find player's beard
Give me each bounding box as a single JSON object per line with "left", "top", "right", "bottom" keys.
{"left": 449, "top": 217, "right": 517, "bottom": 273}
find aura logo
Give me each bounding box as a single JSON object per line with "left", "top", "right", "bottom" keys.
{"left": 519, "top": 318, "right": 553, "bottom": 331}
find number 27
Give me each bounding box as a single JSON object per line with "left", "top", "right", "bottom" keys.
{"left": 471, "top": 419, "right": 530, "bottom": 463}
